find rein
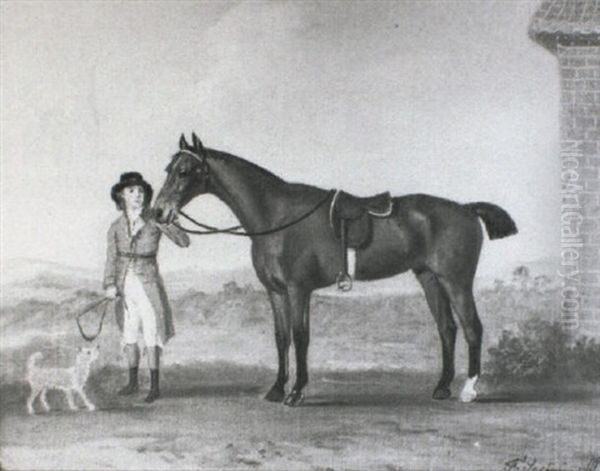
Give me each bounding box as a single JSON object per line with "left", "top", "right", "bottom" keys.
{"left": 75, "top": 296, "right": 117, "bottom": 342}
{"left": 174, "top": 190, "right": 334, "bottom": 237}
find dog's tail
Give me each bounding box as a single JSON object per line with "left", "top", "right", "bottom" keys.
{"left": 27, "top": 352, "right": 43, "bottom": 371}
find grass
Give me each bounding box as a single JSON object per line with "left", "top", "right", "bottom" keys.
{"left": 2, "top": 273, "right": 599, "bottom": 391}
{"left": 485, "top": 318, "right": 600, "bottom": 384}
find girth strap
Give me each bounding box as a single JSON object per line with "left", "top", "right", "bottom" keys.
{"left": 117, "top": 252, "right": 157, "bottom": 260}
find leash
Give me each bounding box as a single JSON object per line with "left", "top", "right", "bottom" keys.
{"left": 75, "top": 296, "right": 117, "bottom": 342}
{"left": 174, "top": 190, "right": 335, "bottom": 237}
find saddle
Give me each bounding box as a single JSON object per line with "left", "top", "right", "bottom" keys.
{"left": 329, "top": 190, "right": 393, "bottom": 291}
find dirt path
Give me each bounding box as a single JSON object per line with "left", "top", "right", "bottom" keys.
{"left": 1, "top": 369, "right": 599, "bottom": 470}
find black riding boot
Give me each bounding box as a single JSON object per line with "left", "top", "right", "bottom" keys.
{"left": 144, "top": 369, "right": 160, "bottom": 403}
{"left": 118, "top": 366, "right": 139, "bottom": 395}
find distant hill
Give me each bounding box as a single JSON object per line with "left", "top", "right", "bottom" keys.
{"left": 0, "top": 257, "right": 260, "bottom": 289}
{"left": 1, "top": 258, "right": 99, "bottom": 285}
{"left": 0, "top": 255, "right": 560, "bottom": 304}
{"left": 0, "top": 257, "right": 424, "bottom": 300}
{"left": 1, "top": 259, "right": 100, "bottom": 306}
{"left": 0, "top": 257, "right": 264, "bottom": 306}
{"left": 162, "top": 265, "right": 261, "bottom": 296}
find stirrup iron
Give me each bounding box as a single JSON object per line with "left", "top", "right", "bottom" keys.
{"left": 337, "top": 219, "right": 353, "bottom": 291}
{"left": 336, "top": 271, "right": 353, "bottom": 291}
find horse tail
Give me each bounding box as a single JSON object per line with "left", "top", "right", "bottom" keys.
{"left": 464, "top": 202, "right": 518, "bottom": 240}
{"left": 27, "top": 352, "right": 43, "bottom": 371}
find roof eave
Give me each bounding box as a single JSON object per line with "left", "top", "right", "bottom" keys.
{"left": 529, "top": 29, "right": 600, "bottom": 53}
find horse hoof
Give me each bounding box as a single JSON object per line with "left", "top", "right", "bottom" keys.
{"left": 284, "top": 390, "right": 304, "bottom": 407}
{"left": 264, "top": 386, "right": 285, "bottom": 403}
{"left": 432, "top": 387, "right": 451, "bottom": 400}
{"left": 460, "top": 389, "right": 477, "bottom": 403}
{"left": 459, "top": 375, "right": 479, "bottom": 403}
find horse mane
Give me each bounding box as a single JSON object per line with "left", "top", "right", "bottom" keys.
{"left": 206, "top": 148, "right": 287, "bottom": 184}
{"left": 167, "top": 146, "right": 286, "bottom": 186}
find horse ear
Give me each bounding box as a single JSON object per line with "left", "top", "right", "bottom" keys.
{"left": 192, "top": 132, "right": 204, "bottom": 153}
{"left": 179, "top": 133, "right": 189, "bottom": 149}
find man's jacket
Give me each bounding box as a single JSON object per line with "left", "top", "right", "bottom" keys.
{"left": 103, "top": 209, "right": 190, "bottom": 345}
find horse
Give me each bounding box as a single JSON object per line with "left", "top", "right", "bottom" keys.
{"left": 153, "top": 132, "right": 518, "bottom": 407}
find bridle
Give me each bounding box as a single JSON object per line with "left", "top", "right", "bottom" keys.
{"left": 165, "top": 148, "right": 334, "bottom": 237}
{"left": 175, "top": 148, "right": 210, "bottom": 190}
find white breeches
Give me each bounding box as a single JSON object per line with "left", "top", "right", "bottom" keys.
{"left": 122, "top": 270, "right": 162, "bottom": 348}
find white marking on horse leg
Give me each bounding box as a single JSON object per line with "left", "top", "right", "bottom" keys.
{"left": 459, "top": 375, "right": 479, "bottom": 403}
{"left": 348, "top": 249, "right": 356, "bottom": 279}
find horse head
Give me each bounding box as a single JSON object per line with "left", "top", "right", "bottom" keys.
{"left": 153, "top": 132, "right": 210, "bottom": 224}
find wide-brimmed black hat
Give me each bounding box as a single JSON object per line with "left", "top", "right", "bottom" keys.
{"left": 110, "top": 172, "right": 153, "bottom": 208}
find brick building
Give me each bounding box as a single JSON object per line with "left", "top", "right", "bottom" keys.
{"left": 529, "top": 0, "right": 600, "bottom": 329}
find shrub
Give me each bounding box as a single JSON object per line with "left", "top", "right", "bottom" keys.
{"left": 486, "top": 318, "right": 600, "bottom": 384}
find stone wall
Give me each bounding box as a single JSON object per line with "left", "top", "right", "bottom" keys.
{"left": 557, "top": 45, "right": 599, "bottom": 329}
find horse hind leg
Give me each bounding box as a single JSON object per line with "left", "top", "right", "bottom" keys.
{"left": 414, "top": 269, "right": 457, "bottom": 400}
{"left": 264, "top": 290, "right": 291, "bottom": 403}
{"left": 438, "top": 277, "right": 483, "bottom": 403}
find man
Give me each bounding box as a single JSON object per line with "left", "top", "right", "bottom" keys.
{"left": 104, "top": 172, "right": 190, "bottom": 403}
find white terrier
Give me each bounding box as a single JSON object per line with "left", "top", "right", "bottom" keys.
{"left": 26, "top": 345, "right": 99, "bottom": 414}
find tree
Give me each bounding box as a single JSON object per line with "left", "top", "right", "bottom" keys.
{"left": 512, "top": 266, "right": 530, "bottom": 290}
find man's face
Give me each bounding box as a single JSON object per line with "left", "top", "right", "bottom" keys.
{"left": 121, "top": 185, "right": 145, "bottom": 211}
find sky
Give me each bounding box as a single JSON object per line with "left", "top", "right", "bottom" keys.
{"left": 1, "top": 0, "right": 559, "bottom": 278}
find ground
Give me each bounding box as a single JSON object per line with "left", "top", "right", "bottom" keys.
{"left": 1, "top": 275, "right": 599, "bottom": 470}
{"left": 1, "top": 365, "right": 599, "bottom": 471}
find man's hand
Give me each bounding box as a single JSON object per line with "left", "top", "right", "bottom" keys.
{"left": 105, "top": 285, "right": 118, "bottom": 300}
{"left": 154, "top": 214, "right": 179, "bottom": 228}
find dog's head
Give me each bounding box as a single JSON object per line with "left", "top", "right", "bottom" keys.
{"left": 77, "top": 345, "right": 100, "bottom": 363}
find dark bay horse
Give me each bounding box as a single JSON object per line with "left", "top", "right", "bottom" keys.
{"left": 154, "top": 133, "right": 517, "bottom": 407}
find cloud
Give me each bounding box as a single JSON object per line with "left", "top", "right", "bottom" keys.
{"left": 1, "top": 1, "right": 559, "bottom": 273}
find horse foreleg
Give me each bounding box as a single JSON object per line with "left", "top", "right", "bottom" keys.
{"left": 415, "top": 269, "right": 457, "bottom": 400}
{"left": 265, "top": 290, "right": 290, "bottom": 403}
{"left": 284, "top": 286, "right": 310, "bottom": 407}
